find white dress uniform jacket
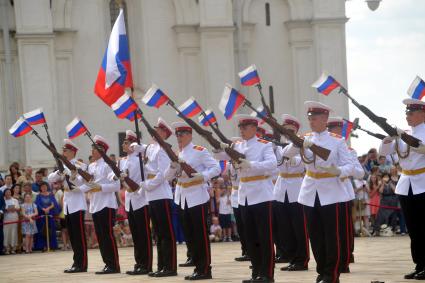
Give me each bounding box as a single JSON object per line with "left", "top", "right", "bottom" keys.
{"left": 47, "top": 159, "right": 88, "bottom": 215}
{"left": 79, "top": 158, "right": 120, "bottom": 213}
{"left": 165, "top": 143, "right": 220, "bottom": 209}
{"left": 342, "top": 148, "right": 365, "bottom": 201}
{"left": 273, "top": 146, "right": 305, "bottom": 204}
{"left": 132, "top": 143, "right": 173, "bottom": 202}
{"left": 379, "top": 123, "right": 425, "bottom": 195}
{"left": 282, "top": 131, "right": 354, "bottom": 207}
{"left": 229, "top": 164, "right": 239, "bottom": 208}
{"left": 119, "top": 150, "right": 148, "bottom": 212}
{"left": 214, "top": 137, "right": 277, "bottom": 206}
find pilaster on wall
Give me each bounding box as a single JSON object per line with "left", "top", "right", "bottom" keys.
{"left": 14, "top": 0, "right": 58, "bottom": 167}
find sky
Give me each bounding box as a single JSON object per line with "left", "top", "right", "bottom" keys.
{"left": 345, "top": 0, "right": 425, "bottom": 155}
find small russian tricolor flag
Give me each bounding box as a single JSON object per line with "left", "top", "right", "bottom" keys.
{"left": 66, "top": 118, "right": 87, "bottom": 139}
{"left": 112, "top": 93, "right": 139, "bottom": 119}
{"left": 407, "top": 76, "right": 425, "bottom": 100}
{"left": 142, "top": 84, "right": 169, "bottom": 108}
{"left": 219, "top": 160, "right": 228, "bottom": 174}
{"left": 250, "top": 105, "right": 266, "bottom": 124}
{"left": 199, "top": 109, "right": 217, "bottom": 126}
{"left": 178, "top": 97, "right": 203, "bottom": 118}
{"left": 312, "top": 72, "right": 341, "bottom": 95}
{"left": 341, "top": 120, "right": 353, "bottom": 140}
{"left": 239, "top": 65, "right": 260, "bottom": 86}
{"left": 219, "top": 84, "right": 246, "bottom": 120}
{"left": 124, "top": 111, "right": 142, "bottom": 122}
{"left": 9, "top": 118, "right": 33, "bottom": 138}
{"left": 23, "top": 108, "right": 46, "bottom": 126}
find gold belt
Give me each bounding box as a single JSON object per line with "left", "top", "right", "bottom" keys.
{"left": 147, "top": 174, "right": 156, "bottom": 180}
{"left": 177, "top": 179, "right": 204, "bottom": 188}
{"left": 240, "top": 175, "right": 269, "bottom": 183}
{"left": 306, "top": 170, "right": 337, "bottom": 179}
{"left": 232, "top": 186, "right": 239, "bottom": 191}
{"left": 402, "top": 167, "right": 425, "bottom": 176}
{"left": 279, "top": 172, "right": 304, "bottom": 178}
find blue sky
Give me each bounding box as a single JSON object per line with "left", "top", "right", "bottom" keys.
{"left": 346, "top": 0, "right": 425, "bottom": 154}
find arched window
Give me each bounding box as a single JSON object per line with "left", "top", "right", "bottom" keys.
{"left": 109, "top": 0, "right": 129, "bottom": 31}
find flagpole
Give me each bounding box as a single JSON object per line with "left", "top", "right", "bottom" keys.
{"left": 131, "top": 90, "right": 145, "bottom": 182}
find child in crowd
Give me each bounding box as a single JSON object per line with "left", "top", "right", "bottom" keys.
{"left": 217, "top": 187, "right": 233, "bottom": 242}
{"left": 209, "top": 216, "right": 222, "bottom": 242}
{"left": 21, "top": 193, "right": 38, "bottom": 253}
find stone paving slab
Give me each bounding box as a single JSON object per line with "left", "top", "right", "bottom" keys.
{"left": 0, "top": 236, "right": 414, "bottom": 283}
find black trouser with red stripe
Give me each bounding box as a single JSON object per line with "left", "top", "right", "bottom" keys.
{"left": 233, "top": 206, "right": 248, "bottom": 256}
{"left": 128, "top": 204, "right": 152, "bottom": 271}
{"left": 181, "top": 201, "right": 211, "bottom": 275}
{"left": 92, "top": 207, "right": 120, "bottom": 270}
{"left": 65, "top": 209, "right": 87, "bottom": 270}
{"left": 304, "top": 196, "right": 341, "bottom": 283}
{"left": 274, "top": 196, "right": 310, "bottom": 267}
{"left": 338, "top": 201, "right": 354, "bottom": 271}
{"left": 241, "top": 200, "right": 275, "bottom": 279}
{"left": 150, "top": 199, "right": 177, "bottom": 272}
{"left": 399, "top": 188, "right": 425, "bottom": 271}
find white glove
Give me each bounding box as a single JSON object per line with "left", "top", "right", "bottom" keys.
{"left": 303, "top": 138, "right": 313, "bottom": 149}
{"left": 188, "top": 172, "right": 205, "bottom": 182}
{"left": 317, "top": 165, "right": 341, "bottom": 176}
{"left": 238, "top": 158, "right": 251, "bottom": 170}
{"left": 220, "top": 142, "right": 229, "bottom": 150}
{"left": 171, "top": 161, "right": 181, "bottom": 171}
{"left": 87, "top": 182, "right": 102, "bottom": 192}
{"left": 382, "top": 136, "right": 396, "bottom": 144}
{"left": 63, "top": 167, "right": 72, "bottom": 177}
{"left": 395, "top": 127, "right": 405, "bottom": 137}
{"left": 411, "top": 143, "right": 425, "bottom": 154}
{"left": 120, "top": 172, "right": 127, "bottom": 181}
{"left": 129, "top": 142, "right": 140, "bottom": 151}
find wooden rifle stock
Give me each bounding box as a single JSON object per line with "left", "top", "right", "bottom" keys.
{"left": 137, "top": 111, "right": 197, "bottom": 177}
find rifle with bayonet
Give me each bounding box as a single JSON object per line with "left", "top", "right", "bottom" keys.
{"left": 344, "top": 118, "right": 386, "bottom": 140}
{"left": 136, "top": 109, "right": 197, "bottom": 177}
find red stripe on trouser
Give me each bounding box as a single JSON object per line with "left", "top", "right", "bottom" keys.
{"left": 201, "top": 206, "right": 210, "bottom": 274}
{"left": 345, "top": 203, "right": 350, "bottom": 268}
{"left": 268, "top": 202, "right": 275, "bottom": 278}
{"left": 302, "top": 208, "right": 310, "bottom": 267}
{"left": 108, "top": 208, "right": 119, "bottom": 269}
{"left": 144, "top": 206, "right": 152, "bottom": 269}
{"left": 79, "top": 211, "right": 87, "bottom": 269}
{"left": 333, "top": 204, "right": 340, "bottom": 283}
{"left": 164, "top": 200, "right": 176, "bottom": 270}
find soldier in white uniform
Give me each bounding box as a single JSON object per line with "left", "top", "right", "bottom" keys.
{"left": 327, "top": 117, "right": 365, "bottom": 273}
{"left": 165, "top": 122, "right": 220, "bottom": 280}
{"left": 77, "top": 135, "right": 121, "bottom": 274}
{"left": 119, "top": 130, "right": 152, "bottom": 275}
{"left": 48, "top": 139, "right": 88, "bottom": 273}
{"left": 379, "top": 98, "right": 425, "bottom": 280}
{"left": 281, "top": 102, "right": 354, "bottom": 283}
{"left": 130, "top": 118, "right": 177, "bottom": 277}
{"left": 273, "top": 114, "right": 310, "bottom": 272}
{"left": 214, "top": 115, "right": 277, "bottom": 283}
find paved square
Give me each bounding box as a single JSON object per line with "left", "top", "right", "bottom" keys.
{"left": 0, "top": 236, "right": 413, "bottom": 282}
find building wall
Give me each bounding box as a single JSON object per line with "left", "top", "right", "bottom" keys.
{"left": 0, "top": 0, "right": 349, "bottom": 169}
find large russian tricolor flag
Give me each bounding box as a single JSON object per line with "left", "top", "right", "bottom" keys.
{"left": 238, "top": 65, "right": 260, "bottom": 86}
{"left": 407, "top": 76, "right": 425, "bottom": 100}
{"left": 111, "top": 93, "right": 139, "bottom": 119}
{"left": 199, "top": 109, "right": 217, "bottom": 126}
{"left": 178, "top": 97, "right": 203, "bottom": 118}
{"left": 341, "top": 120, "right": 353, "bottom": 140}
{"left": 219, "top": 84, "right": 246, "bottom": 120}
{"left": 94, "top": 9, "right": 133, "bottom": 106}
{"left": 142, "top": 84, "right": 169, "bottom": 108}
{"left": 9, "top": 118, "right": 33, "bottom": 138}
{"left": 312, "top": 72, "right": 341, "bottom": 95}
{"left": 66, "top": 118, "right": 87, "bottom": 139}
{"left": 23, "top": 108, "right": 46, "bottom": 126}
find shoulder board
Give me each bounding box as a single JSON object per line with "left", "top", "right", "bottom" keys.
{"left": 233, "top": 140, "right": 242, "bottom": 144}
{"left": 74, "top": 160, "right": 86, "bottom": 166}
{"left": 303, "top": 132, "right": 313, "bottom": 137}
{"left": 193, "top": 145, "right": 205, "bottom": 151}
{"left": 257, "top": 139, "right": 269, "bottom": 144}
{"left": 329, "top": 132, "right": 343, "bottom": 139}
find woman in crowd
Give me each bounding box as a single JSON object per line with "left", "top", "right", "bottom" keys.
{"left": 34, "top": 182, "right": 60, "bottom": 251}
{"left": 3, "top": 188, "right": 20, "bottom": 254}
{"left": 368, "top": 173, "right": 381, "bottom": 227}
{"left": 12, "top": 184, "right": 23, "bottom": 253}
{"left": 9, "top": 163, "right": 21, "bottom": 186}
{"left": 53, "top": 181, "right": 70, "bottom": 250}
{"left": 21, "top": 193, "right": 38, "bottom": 253}
{"left": 372, "top": 173, "right": 398, "bottom": 236}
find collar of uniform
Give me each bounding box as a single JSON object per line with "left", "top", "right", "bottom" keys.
{"left": 94, "top": 158, "right": 105, "bottom": 165}
{"left": 245, "top": 136, "right": 257, "bottom": 145}
{"left": 181, "top": 142, "right": 194, "bottom": 152}
{"left": 312, "top": 130, "right": 329, "bottom": 137}
{"left": 412, "top": 123, "right": 425, "bottom": 134}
